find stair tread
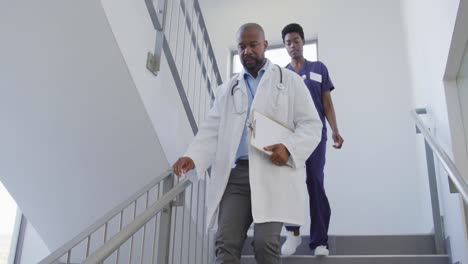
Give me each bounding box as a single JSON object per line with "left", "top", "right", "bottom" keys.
{"left": 242, "top": 254, "right": 450, "bottom": 257}
{"left": 240, "top": 254, "right": 450, "bottom": 264}
{"left": 242, "top": 234, "right": 438, "bottom": 255}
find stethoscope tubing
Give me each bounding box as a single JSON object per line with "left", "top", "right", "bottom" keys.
{"left": 231, "top": 64, "right": 283, "bottom": 96}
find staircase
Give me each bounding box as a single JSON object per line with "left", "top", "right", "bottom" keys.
{"left": 34, "top": 0, "right": 468, "bottom": 262}
{"left": 241, "top": 235, "right": 450, "bottom": 264}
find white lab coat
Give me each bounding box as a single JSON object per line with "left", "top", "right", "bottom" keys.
{"left": 184, "top": 61, "right": 322, "bottom": 229}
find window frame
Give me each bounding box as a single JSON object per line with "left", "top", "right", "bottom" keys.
{"left": 229, "top": 39, "right": 319, "bottom": 77}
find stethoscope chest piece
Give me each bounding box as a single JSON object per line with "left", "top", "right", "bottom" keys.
{"left": 277, "top": 83, "right": 285, "bottom": 90}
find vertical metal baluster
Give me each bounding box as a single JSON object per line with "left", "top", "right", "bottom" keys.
{"left": 128, "top": 201, "right": 138, "bottom": 263}
{"left": 157, "top": 176, "right": 175, "bottom": 264}
{"left": 197, "top": 31, "right": 205, "bottom": 125}
{"left": 174, "top": 0, "right": 182, "bottom": 64}
{"left": 194, "top": 180, "right": 201, "bottom": 264}
{"left": 66, "top": 250, "right": 71, "bottom": 264}
{"left": 86, "top": 235, "right": 91, "bottom": 257}
{"left": 186, "top": 184, "right": 194, "bottom": 264}
{"left": 151, "top": 185, "right": 161, "bottom": 264}
{"left": 163, "top": 0, "right": 169, "bottom": 32}
{"left": 208, "top": 57, "right": 213, "bottom": 101}
{"left": 185, "top": 0, "right": 195, "bottom": 107}
{"left": 140, "top": 192, "right": 150, "bottom": 264}
{"left": 192, "top": 10, "right": 201, "bottom": 115}
{"left": 180, "top": 0, "right": 189, "bottom": 94}
{"left": 203, "top": 48, "right": 209, "bottom": 121}
{"left": 210, "top": 59, "right": 215, "bottom": 107}
{"left": 103, "top": 223, "right": 109, "bottom": 263}
{"left": 171, "top": 177, "right": 181, "bottom": 264}
{"left": 205, "top": 174, "right": 209, "bottom": 263}
{"left": 167, "top": 0, "right": 175, "bottom": 42}
{"left": 116, "top": 210, "right": 124, "bottom": 264}
{"left": 206, "top": 59, "right": 212, "bottom": 112}
{"left": 424, "top": 140, "right": 446, "bottom": 254}
{"left": 179, "top": 188, "right": 187, "bottom": 264}
{"left": 201, "top": 173, "right": 207, "bottom": 263}
{"left": 104, "top": 222, "right": 109, "bottom": 243}
{"left": 202, "top": 46, "right": 207, "bottom": 121}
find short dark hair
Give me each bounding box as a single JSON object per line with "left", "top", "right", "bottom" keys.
{"left": 237, "top": 23, "right": 265, "bottom": 40}
{"left": 281, "top": 23, "right": 305, "bottom": 43}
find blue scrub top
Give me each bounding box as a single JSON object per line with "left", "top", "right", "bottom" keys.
{"left": 286, "top": 60, "right": 334, "bottom": 140}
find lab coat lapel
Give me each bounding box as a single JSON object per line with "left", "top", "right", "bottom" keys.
{"left": 251, "top": 62, "right": 276, "bottom": 112}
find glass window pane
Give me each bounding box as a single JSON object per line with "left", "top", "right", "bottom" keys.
{"left": 232, "top": 54, "right": 243, "bottom": 74}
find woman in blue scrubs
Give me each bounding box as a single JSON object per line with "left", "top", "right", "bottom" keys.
{"left": 280, "top": 23, "right": 344, "bottom": 257}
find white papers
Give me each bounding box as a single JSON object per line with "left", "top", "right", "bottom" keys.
{"left": 249, "top": 110, "right": 293, "bottom": 155}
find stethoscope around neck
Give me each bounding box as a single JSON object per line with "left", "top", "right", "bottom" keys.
{"left": 230, "top": 64, "right": 284, "bottom": 96}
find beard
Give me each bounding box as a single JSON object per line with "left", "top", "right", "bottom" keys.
{"left": 241, "top": 55, "right": 265, "bottom": 73}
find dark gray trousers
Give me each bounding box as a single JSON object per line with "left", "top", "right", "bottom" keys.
{"left": 215, "top": 162, "right": 283, "bottom": 264}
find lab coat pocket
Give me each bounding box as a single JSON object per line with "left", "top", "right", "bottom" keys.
{"left": 231, "top": 90, "right": 247, "bottom": 114}
{"left": 267, "top": 89, "right": 289, "bottom": 123}
{"left": 268, "top": 89, "right": 287, "bottom": 109}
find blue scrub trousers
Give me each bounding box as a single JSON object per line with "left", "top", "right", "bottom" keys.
{"left": 285, "top": 138, "right": 331, "bottom": 249}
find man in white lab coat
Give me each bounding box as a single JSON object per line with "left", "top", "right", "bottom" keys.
{"left": 172, "top": 23, "right": 322, "bottom": 264}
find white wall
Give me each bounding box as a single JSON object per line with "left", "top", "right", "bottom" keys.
{"left": 401, "top": 0, "right": 468, "bottom": 262}
{"left": 0, "top": 0, "right": 169, "bottom": 252}
{"left": 100, "top": 0, "right": 196, "bottom": 165}
{"left": 401, "top": 0, "right": 458, "bottom": 151}
{"left": 199, "top": 0, "right": 433, "bottom": 235}
{"left": 319, "top": 0, "right": 433, "bottom": 235}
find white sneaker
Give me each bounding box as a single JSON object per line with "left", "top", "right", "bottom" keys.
{"left": 313, "top": 245, "right": 329, "bottom": 256}
{"left": 281, "top": 232, "right": 302, "bottom": 256}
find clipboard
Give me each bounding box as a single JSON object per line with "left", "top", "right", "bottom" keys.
{"left": 249, "top": 110, "right": 293, "bottom": 155}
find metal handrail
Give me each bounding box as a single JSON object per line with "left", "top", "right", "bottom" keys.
{"left": 38, "top": 169, "right": 172, "bottom": 264}
{"left": 82, "top": 178, "right": 192, "bottom": 264}
{"left": 412, "top": 108, "right": 468, "bottom": 204}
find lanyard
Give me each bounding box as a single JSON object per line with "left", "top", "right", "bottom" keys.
{"left": 244, "top": 76, "right": 255, "bottom": 99}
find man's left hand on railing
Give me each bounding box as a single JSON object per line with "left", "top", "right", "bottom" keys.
{"left": 173, "top": 157, "right": 195, "bottom": 176}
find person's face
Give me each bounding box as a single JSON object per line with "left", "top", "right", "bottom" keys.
{"left": 284, "top": 32, "right": 304, "bottom": 60}
{"left": 237, "top": 28, "right": 268, "bottom": 74}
